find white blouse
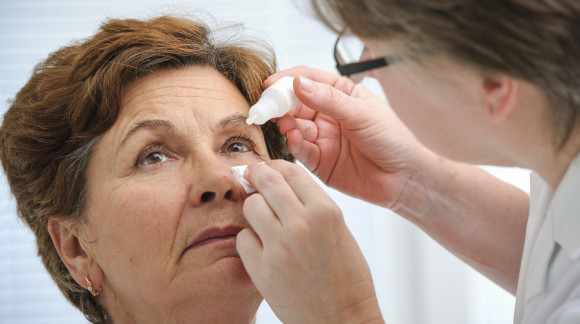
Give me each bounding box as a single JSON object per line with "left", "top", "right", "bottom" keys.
{"left": 514, "top": 154, "right": 580, "bottom": 323}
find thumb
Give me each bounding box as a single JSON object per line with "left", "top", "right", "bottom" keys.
{"left": 294, "top": 75, "right": 366, "bottom": 124}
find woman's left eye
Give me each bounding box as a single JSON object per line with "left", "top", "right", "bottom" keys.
{"left": 227, "top": 142, "right": 249, "bottom": 153}
{"left": 142, "top": 152, "right": 168, "bottom": 165}
{"left": 223, "top": 136, "right": 254, "bottom": 154}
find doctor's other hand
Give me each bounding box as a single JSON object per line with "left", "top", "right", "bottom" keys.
{"left": 236, "top": 160, "right": 383, "bottom": 324}
{"left": 265, "top": 66, "right": 432, "bottom": 209}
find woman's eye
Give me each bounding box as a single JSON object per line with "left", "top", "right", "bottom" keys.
{"left": 136, "top": 144, "right": 172, "bottom": 167}
{"left": 226, "top": 142, "right": 250, "bottom": 153}
{"left": 141, "top": 152, "right": 168, "bottom": 165}
{"left": 222, "top": 136, "right": 254, "bottom": 154}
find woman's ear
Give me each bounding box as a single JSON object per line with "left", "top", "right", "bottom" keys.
{"left": 482, "top": 75, "right": 519, "bottom": 122}
{"left": 47, "top": 217, "right": 103, "bottom": 290}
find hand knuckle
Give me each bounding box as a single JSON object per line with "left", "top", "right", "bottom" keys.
{"left": 318, "top": 201, "right": 343, "bottom": 224}
{"left": 327, "top": 85, "right": 343, "bottom": 107}
{"left": 243, "top": 195, "right": 265, "bottom": 215}
{"left": 284, "top": 163, "right": 303, "bottom": 180}
{"left": 335, "top": 75, "right": 354, "bottom": 92}
{"left": 258, "top": 171, "right": 284, "bottom": 189}
{"left": 292, "top": 217, "right": 311, "bottom": 236}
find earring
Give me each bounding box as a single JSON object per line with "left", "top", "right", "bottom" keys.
{"left": 85, "top": 276, "right": 102, "bottom": 297}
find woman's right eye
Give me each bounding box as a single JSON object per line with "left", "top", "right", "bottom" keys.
{"left": 141, "top": 152, "right": 168, "bottom": 166}
{"left": 136, "top": 144, "right": 172, "bottom": 167}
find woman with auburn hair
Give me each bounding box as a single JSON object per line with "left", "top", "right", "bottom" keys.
{"left": 253, "top": 0, "right": 580, "bottom": 323}
{"left": 0, "top": 15, "right": 379, "bottom": 323}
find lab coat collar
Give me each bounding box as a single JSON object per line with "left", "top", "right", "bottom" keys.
{"left": 551, "top": 153, "right": 580, "bottom": 260}
{"left": 524, "top": 201, "right": 555, "bottom": 303}
{"left": 522, "top": 153, "right": 580, "bottom": 305}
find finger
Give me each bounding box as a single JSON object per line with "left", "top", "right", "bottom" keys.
{"left": 246, "top": 163, "right": 303, "bottom": 225}
{"left": 278, "top": 115, "right": 319, "bottom": 143}
{"left": 236, "top": 228, "right": 264, "bottom": 276}
{"left": 287, "top": 102, "right": 318, "bottom": 121}
{"left": 286, "top": 129, "right": 320, "bottom": 172}
{"left": 243, "top": 193, "right": 280, "bottom": 242}
{"left": 264, "top": 66, "right": 342, "bottom": 89}
{"left": 265, "top": 160, "right": 330, "bottom": 206}
{"left": 294, "top": 75, "right": 370, "bottom": 126}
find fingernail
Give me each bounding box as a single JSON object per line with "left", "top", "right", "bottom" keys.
{"left": 299, "top": 75, "right": 315, "bottom": 93}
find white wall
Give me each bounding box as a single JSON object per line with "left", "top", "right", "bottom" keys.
{"left": 0, "top": 1, "right": 526, "bottom": 323}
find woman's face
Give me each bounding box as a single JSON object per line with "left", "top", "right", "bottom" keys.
{"left": 82, "top": 66, "right": 267, "bottom": 321}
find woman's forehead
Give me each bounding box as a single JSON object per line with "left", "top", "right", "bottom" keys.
{"left": 102, "top": 66, "right": 255, "bottom": 149}
{"left": 121, "top": 66, "right": 248, "bottom": 111}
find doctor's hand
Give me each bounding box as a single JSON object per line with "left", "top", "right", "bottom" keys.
{"left": 236, "top": 160, "right": 383, "bottom": 324}
{"left": 265, "top": 66, "right": 433, "bottom": 209}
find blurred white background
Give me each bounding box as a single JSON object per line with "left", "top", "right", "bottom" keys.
{"left": 0, "top": 1, "right": 528, "bottom": 323}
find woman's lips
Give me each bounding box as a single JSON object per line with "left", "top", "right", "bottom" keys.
{"left": 188, "top": 225, "right": 244, "bottom": 250}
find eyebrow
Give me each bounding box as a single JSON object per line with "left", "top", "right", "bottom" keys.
{"left": 121, "top": 113, "right": 252, "bottom": 147}
{"left": 122, "top": 119, "right": 176, "bottom": 146}
{"left": 217, "top": 113, "right": 250, "bottom": 129}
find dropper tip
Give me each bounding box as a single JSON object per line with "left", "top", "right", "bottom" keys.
{"left": 246, "top": 116, "right": 254, "bottom": 125}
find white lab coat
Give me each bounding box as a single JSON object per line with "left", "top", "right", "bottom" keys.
{"left": 514, "top": 154, "right": 580, "bottom": 323}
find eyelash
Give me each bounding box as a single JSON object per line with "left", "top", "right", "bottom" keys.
{"left": 222, "top": 135, "right": 256, "bottom": 154}
{"left": 135, "top": 134, "right": 256, "bottom": 168}
{"left": 136, "top": 144, "right": 173, "bottom": 167}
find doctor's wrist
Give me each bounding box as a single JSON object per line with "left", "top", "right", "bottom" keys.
{"left": 326, "top": 282, "right": 384, "bottom": 324}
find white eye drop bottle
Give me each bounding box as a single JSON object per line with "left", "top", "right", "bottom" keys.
{"left": 246, "top": 76, "right": 299, "bottom": 125}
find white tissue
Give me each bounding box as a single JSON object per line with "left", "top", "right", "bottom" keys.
{"left": 231, "top": 165, "right": 256, "bottom": 194}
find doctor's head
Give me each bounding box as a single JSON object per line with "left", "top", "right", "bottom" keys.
{"left": 313, "top": 0, "right": 580, "bottom": 164}
{"left": 0, "top": 16, "right": 291, "bottom": 323}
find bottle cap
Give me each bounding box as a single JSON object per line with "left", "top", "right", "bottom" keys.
{"left": 246, "top": 96, "right": 277, "bottom": 125}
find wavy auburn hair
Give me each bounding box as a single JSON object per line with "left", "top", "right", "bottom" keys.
{"left": 0, "top": 15, "right": 291, "bottom": 323}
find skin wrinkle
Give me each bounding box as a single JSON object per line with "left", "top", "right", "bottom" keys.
{"left": 0, "top": 16, "right": 288, "bottom": 322}
{"left": 81, "top": 66, "right": 267, "bottom": 322}
{"left": 399, "top": 159, "right": 520, "bottom": 284}
{"left": 122, "top": 119, "right": 177, "bottom": 148}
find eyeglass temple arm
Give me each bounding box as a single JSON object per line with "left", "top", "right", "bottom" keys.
{"left": 336, "top": 57, "right": 389, "bottom": 77}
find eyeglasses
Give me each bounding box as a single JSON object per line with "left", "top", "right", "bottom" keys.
{"left": 333, "top": 28, "right": 391, "bottom": 82}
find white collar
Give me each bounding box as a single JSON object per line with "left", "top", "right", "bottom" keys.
{"left": 550, "top": 153, "right": 580, "bottom": 260}
{"left": 522, "top": 153, "right": 580, "bottom": 303}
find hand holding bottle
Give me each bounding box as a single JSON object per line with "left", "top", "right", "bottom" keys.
{"left": 264, "top": 66, "right": 434, "bottom": 209}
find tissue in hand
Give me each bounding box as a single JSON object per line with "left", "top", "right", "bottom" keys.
{"left": 231, "top": 164, "right": 257, "bottom": 194}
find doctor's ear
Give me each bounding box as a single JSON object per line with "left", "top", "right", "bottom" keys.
{"left": 481, "top": 75, "right": 519, "bottom": 122}
{"left": 47, "top": 217, "right": 103, "bottom": 290}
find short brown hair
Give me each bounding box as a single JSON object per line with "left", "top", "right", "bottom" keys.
{"left": 0, "top": 15, "right": 291, "bottom": 323}
{"left": 311, "top": 0, "right": 580, "bottom": 149}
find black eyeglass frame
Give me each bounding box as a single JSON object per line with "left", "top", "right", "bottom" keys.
{"left": 333, "top": 28, "right": 391, "bottom": 78}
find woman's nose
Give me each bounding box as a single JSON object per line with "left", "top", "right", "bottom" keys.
{"left": 188, "top": 160, "right": 244, "bottom": 206}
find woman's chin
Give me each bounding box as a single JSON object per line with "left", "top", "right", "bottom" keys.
{"left": 215, "top": 256, "right": 254, "bottom": 287}
{"left": 183, "top": 256, "right": 256, "bottom": 295}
